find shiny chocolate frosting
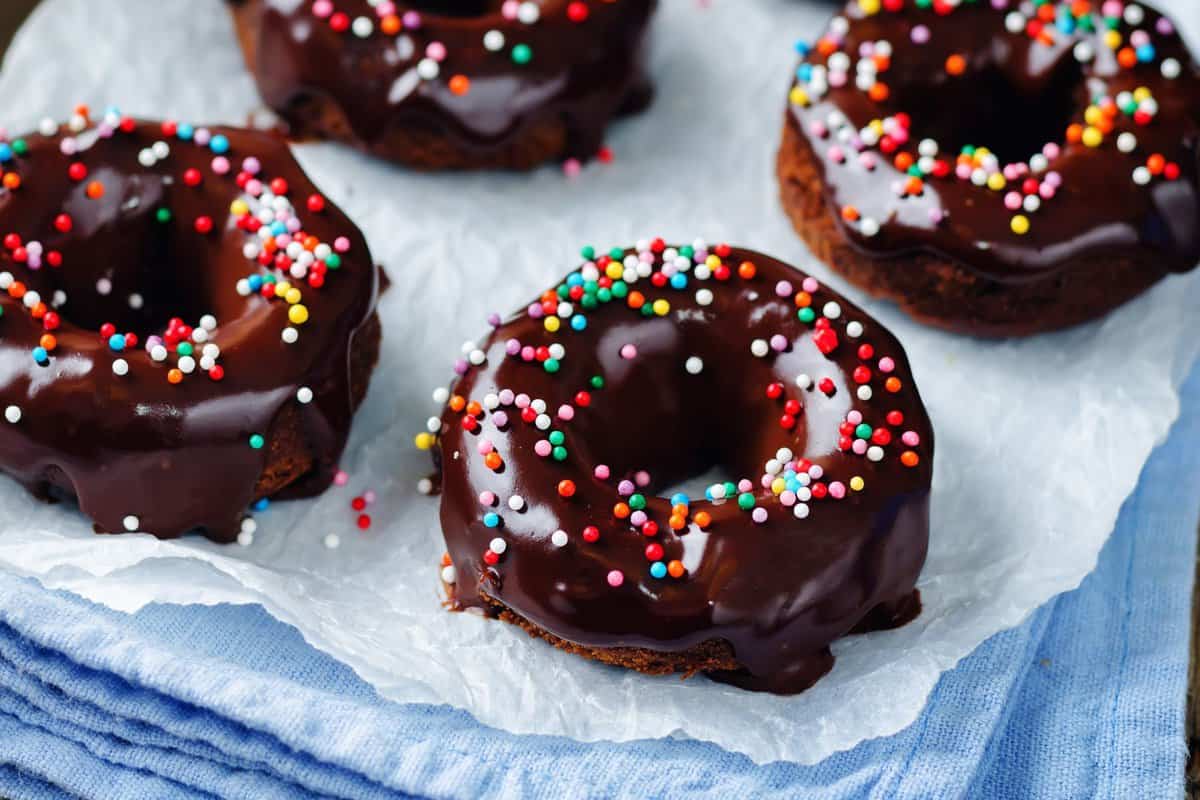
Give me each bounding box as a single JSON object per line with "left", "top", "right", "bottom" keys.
{"left": 785, "top": 0, "right": 1200, "bottom": 283}
{"left": 433, "top": 242, "right": 933, "bottom": 693}
{"left": 0, "top": 114, "right": 379, "bottom": 541}
{"left": 236, "top": 0, "right": 657, "bottom": 161}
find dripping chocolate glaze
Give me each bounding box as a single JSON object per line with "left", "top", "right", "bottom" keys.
{"left": 237, "top": 0, "right": 657, "bottom": 160}
{"left": 786, "top": 2, "right": 1200, "bottom": 283}
{"left": 0, "top": 122, "right": 379, "bottom": 542}
{"left": 436, "top": 247, "right": 933, "bottom": 693}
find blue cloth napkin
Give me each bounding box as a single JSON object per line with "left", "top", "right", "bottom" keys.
{"left": 0, "top": 365, "right": 1196, "bottom": 800}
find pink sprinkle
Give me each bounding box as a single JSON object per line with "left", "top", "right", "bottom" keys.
{"left": 780, "top": 491, "right": 797, "bottom": 506}
{"left": 534, "top": 440, "right": 552, "bottom": 457}
{"left": 520, "top": 346, "right": 535, "bottom": 361}
{"left": 809, "top": 121, "right": 828, "bottom": 138}
{"left": 760, "top": 474, "right": 774, "bottom": 489}
{"left": 635, "top": 470, "right": 651, "bottom": 487}
{"left": 563, "top": 158, "right": 582, "bottom": 178}
{"left": 313, "top": 0, "right": 333, "bottom": 18}
{"left": 607, "top": 570, "right": 624, "bottom": 587}
{"left": 630, "top": 511, "right": 647, "bottom": 527}
{"left": 426, "top": 41, "right": 446, "bottom": 61}
{"left": 775, "top": 280, "right": 793, "bottom": 297}
{"left": 829, "top": 481, "right": 846, "bottom": 499}
{"left": 752, "top": 507, "right": 768, "bottom": 523}
{"left": 498, "top": 389, "right": 515, "bottom": 405}
{"left": 491, "top": 411, "right": 508, "bottom": 428}
{"left": 557, "top": 405, "right": 574, "bottom": 421}
{"left": 737, "top": 479, "right": 753, "bottom": 493}
{"left": 476, "top": 439, "right": 493, "bottom": 455}
{"left": 594, "top": 464, "right": 610, "bottom": 480}
{"left": 902, "top": 431, "right": 921, "bottom": 446}
{"left": 501, "top": 0, "right": 520, "bottom": 19}
{"left": 515, "top": 393, "right": 530, "bottom": 408}
{"left": 402, "top": 10, "right": 420, "bottom": 28}
{"left": 828, "top": 72, "right": 847, "bottom": 88}
{"left": 859, "top": 153, "right": 877, "bottom": 170}
{"left": 852, "top": 439, "right": 868, "bottom": 455}
{"left": 211, "top": 157, "right": 230, "bottom": 175}
{"left": 1042, "top": 143, "right": 1061, "bottom": 161}
{"left": 878, "top": 357, "right": 896, "bottom": 373}
{"left": 802, "top": 277, "right": 819, "bottom": 293}
{"left": 479, "top": 491, "right": 496, "bottom": 506}
{"left": 846, "top": 410, "right": 863, "bottom": 424}
{"left": 1004, "top": 192, "right": 1022, "bottom": 210}
{"left": 618, "top": 480, "right": 635, "bottom": 496}
{"left": 334, "top": 236, "right": 351, "bottom": 253}
{"left": 827, "top": 146, "right": 845, "bottom": 163}
{"left": 808, "top": 464, "right": 824, "bottom": 479}
{"left": 334, "top": 470, "right": 349, "bottom": 486}
{"left": 770, "top": 335, "right": 788, "bottom": 352}
{"left": 505, "top": 338, "right": 521, "bottom": 355}
{"left": 911, "top": 24, "right": 930, "bottom": 44}
{"left": 620, "top": 344, "right": 637, "bottom": 360}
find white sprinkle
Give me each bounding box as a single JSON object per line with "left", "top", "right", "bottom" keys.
{"left": 95, "top": 278, "right": 112, "bottom": 296}
{"left": 857, "top": 385, "right": 873, "bottom": 401}
{"left": 695, "top": 288, "right": 714, "bottom": 306}
{"left": 150, "top": 345, "right": 168, "bottom": 362}
{"left": 750, "top": 339, "right": 769, "bottom": 357}
{"left": 507, "top": 495, "right": 525, "bottom": 511}
{"left": 38, "top": 118, "right": 58, "bottom": 136}
{"left": 4, "top": 406, "right": 20, "bottom": 424}
{"left": 489, "top": 537, "right": 507, "bottom": 555}
{"left": 323, "top": 533, "right": 340, "bottom": 549}
{"left": 296, "top": 387, "right": 314, "bottom": 404}
{"left": 795, "top": 373, "right": 813, "bottom": 390}
{"left": 236, "top": 279, "right": 252, "bottom": 296}
{"left": 1022, "top": 195, "right": 1041, "bottom": 213}
{"left": 122, "top": 515, "right": 140, "bottom": 532}
{"left": 282, "top": 327, "right": 299, "bottom": 343}
{"left": 1123, "top": 3, "right": 1143, "bottom": 24}
{"left": 793, "top": 503, "right": 810, "bottom": 519}
{"left": 535, "top": 413, "right": 551, "bottom": 430}
{"left": 846, "top": 321, "right": 864, "bottom": 338}
{"left": 517, "top": 1, "right": 539, "bottom": 23}
{"left": 1132, "top": 166, "right": 1152, "bottom": 185}
{"left": 551, "top": 529, "right": 569, "bottom": 547}
{"left": 433, "top": 387, "right": 450, "bottom": 404}
{"left": 128, "top": 293, "right": 144, "bottom": 310}
{"left": 441, "top": 565, "right": 457, "bottom": 584}
{"left": 112, "top": 358, "right": 129, "bottom": 376}
{"left": 468, "top": 349, "right": 486, "bottom": 366}
{"left": 1162, "top": 58, "right": 1181, "bottom": 79}
{"left": 822, "top": 301, "right": 842, "bottom": 319}
{"left": 547, "top": 343, "right": 565, "bottom": 360}
{"left": 52, "top": 290, "right": 67, "bottom": 308}
{"left": 1073, "top": 41, "right": 1094, "bottom": 62}
{"left": 417, "top": 477, "right": 434, "bottom": 495}
{"left": 199, "top": 314, "right": 217, "bottom": 331}
{"left": 177, "top": 356, "right": 196, "bottom": 374}
{"left": 351, "top": 16, "right": 373, "bottom": 37}
{"left": 685, "top": 356, "right": 704, "bottom": 375}
{"left": 151, "top": 141, "right": 170, "bottom": 159}
{"left": 137, "top": 148, "right": 157, "bottom": 168}
{"left": 483, "top": 30, "right": 505, "bottom": 51}
{"left": 191, "top": 328, "right": 209, "bottom": 344}
{"left": 868, "top": 446, "right": 885, "bottom": 462}
{"left": 426, "top": 416, "right": 441, "bottom": 433}
{"left": 241, "top": 517, "right": 258, "bottom": 534}
{"left": 1004, "top": 12, "right": 1026, "bottom": 33}
{"left": 1117, "top": 132, "right": 1138, "bottom": 153}
{"left": 417, "top": 58, "right": 439, "bottom": 80}
{"left": 860, "top": 218, "right": 880, "bottom": 237}
{"left": 22, "top": 290, "right": 39, "bottom": 309}
{"left": 237, "top": 530, "right": 254, "bottom": 546}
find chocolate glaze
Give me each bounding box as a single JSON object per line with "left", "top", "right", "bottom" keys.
{"left": 785, "top": 1, "right": 1200, "bottom": 284}
{"left": 0, "top": 119, "right": 379, "bottom": 541}
{"left": 236, "top": 0, "right": 657, "bottom": 162}
{"left": 435, "top": 245, "right": 933, "bottom": 693}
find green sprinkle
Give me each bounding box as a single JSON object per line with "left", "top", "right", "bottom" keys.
{"left": 249, "top": 434, "right": 265, "bottom": 450}
{"left": 855, "top": 423, "right": 873, "bottom": 439}
{"left": 548, "top": 430, "right": 565, "bottom": 446}
{"left": 511, "top": 43, "right": 532, "bottom": 64}
{"left": 155, "top": 208, "right": 172, "bottom": 223}
{"left": 798, "top": 307, "right": 816, "bottom": 324}
{"left": 581, "top": 294, "right": 598, "bottom": 309}
{"left": 580, "top": 245, "right": 595, "bottom": 260}
{"left": 596, "top": 287, "right": 612, "bottom": 303}
{"left": 639, "top": 304, "right": 654, "bottom": 317}
{"left": 629, "top": 494, "right": 646, "bottom": 511}
{"left": 737, "top": 492, "right": 755, "bottom": 511}
{"left": 679, "top": 245, "right": 694, "bottom": 258}
{"left": 608, "top": 246, "right": 624, "bottom": 260}
{"left": 723, "top": 481, "right": 737, "bottom": 497}
{"left": 590, "top": 375, "right": 605, "bottom": 390}
{"left": 325, "top": 254, "right": 341, "bottom": 270}
{"left": 552, "top": 446, "right": 568, "bottom": 462}
{"left": 543, "top": 358, "right": 560, "bottom": 374}
{"left": 611, "top": 281, "right": 628, "bottom": 299}
{"left": 12, "top": 139, "right": 27, "bottom": 156}
{"left": 176, "top": 342, "right": 194, "bottom": 357}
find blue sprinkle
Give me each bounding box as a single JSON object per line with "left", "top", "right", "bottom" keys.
{"left": 209, "top": 134, "right": 230, "bottom": 154}
{"left": 177, "top": 124, "right": 194, "bottom": 141}
{"left": 570, "top": 314, "right": 587, "bottom": 331}
{"left": 1137, "top": 44, "right": 1155, "bottom": 62}
{"left": 252, "top": 498, "right": 270, "bottom": 511}
{"left": 483, "top": 512, "right": 501, "bottom": 528}
{"left": 794, "top": 41, "right": 810, "bottom": 57}
{"left": 248, "top": 274, "right": 264, "bottom": 291}
{"left": 270, "top": 221, "right": 287, "bottom": 236}
{"left": 649, "top": 561, "right": 668, "bottom": 579}
{"left": 797, "top": 64, "right": 813, "bottom": 82}
{"left": 566, "top": 272, "right": 584, "bottom": 287}
{"left": 31, "top": 346, "right": 48, "bottom": 364}
{"left": 670, "top": 493, "right": 690, "bottom": 508}
{"left": 0, "top": 144, "right": 13, "bottom": 163}
{"left": 669, "top": 273, "right": 688, "bottom": 290}
{"left": 108, "top": 333, "right": 126, "bottom": 352}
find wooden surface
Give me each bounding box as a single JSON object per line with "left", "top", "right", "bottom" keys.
{"left": 0, "top": 1, "right": 1196, "bottom": 796}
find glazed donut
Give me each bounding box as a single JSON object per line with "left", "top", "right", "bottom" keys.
{"left": 0, "top": 109, "right": 380, "bottom": 542}
{"left": 423, "top": 240, "right": 933, "bottom": 694}
{"left": 778, "top": 0, "right": 1200, "bottom": 336}
{"left": 229, "top": 0, "right": 658, "bottom": 169}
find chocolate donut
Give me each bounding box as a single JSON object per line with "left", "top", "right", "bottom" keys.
{"left": 778, "top": 0, "right": 1200, "bottom": 336}
{"left": 0, "top": 109, "right": 380, "bottom": 542}
{"left": 422, "top": 240, "right": 933, "bottom": 693}
{"left": 229, "top": 0, "right": 657, "bottom": 169}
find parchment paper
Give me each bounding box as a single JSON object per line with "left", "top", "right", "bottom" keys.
{"left": 0, "top": 0, "right": 1196, "bottom": 766}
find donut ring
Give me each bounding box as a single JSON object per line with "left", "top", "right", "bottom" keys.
{"left": 229, "top": 0, "right": 658, "bottom": 169}
{"left": 0, "top": 110, "right": 380, "bottom": 541}
{"left": 778, "top": 0, "right": 1200, "bottom": 336}
{"left": 425, "top": 240, "right": 933, "bottom": 694}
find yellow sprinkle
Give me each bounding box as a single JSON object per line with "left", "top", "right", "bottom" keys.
{"left": 284, "top": 288, "right": 302, "bottom": 305}
{"left": 705, "top": 254, "right": 721, "bottom": 269}
{"left": 975, "top": 146, "right": 991, "bottom": 159}
{"left": 230, "top": 199, "right": 249, "bottom": 216}
{"left": 849, "top": 476, "right": 865, "bottom": 492}
{"left": 858, "top": 0, "right": 881, "bottom": 14}
{"left": 789, "top": 86, "right": 810, "bottom": 107}
{"left": 605, "top": 262, "right": 623, "bottom": 280}
{"left": 986, "top": 173, "right": 1006, "bottom": 192}
{"left": 652, "top": 299, "right": 670, "bottom": 316}
{"left": 771, "top": 477, "right": 786, "bottom": 495}
{"left": 288, "top": 304, "right": 309, "bottom": 325}
{"left": 1133, "top": 86, "right": 1151, "bottom": 103}
{"left": 275, "top": 280, "right": 291, "bottom": 296}
{"left": 1084, "top": 105, "right": 1103, "bottom": 126}
{"left": 1011, "top": 215, "right": 1030, "bottom": 235}
{"left": 1104, "top": 30, "right": 1122, "bottom": 50}
{"left": 1081, "top": 126, "right": 1103, "bottom": 147}
{"left": 414, "top": 432, "right": 434, "bottom": 450}
{"left": 543, "top": 316, "right": 560, "bottom": 333}
{"left": 869, "top": 119, "right": 884, "bottom": 135}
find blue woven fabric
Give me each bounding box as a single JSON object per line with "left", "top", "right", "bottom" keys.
{"left": 0, "top": 364, "right": 1196, "bottom": 799}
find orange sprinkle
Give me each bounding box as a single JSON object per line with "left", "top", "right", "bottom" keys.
{"left": 794, "top": 291, "right": 812, "bottom": 308}
{"left": 2, "top": 173, "right": 20, "bottom": 190}
{"left": 671, "top": 503, "right": 688, "bottom": 517}
{"left": 449, "top": 395, "right": 466, "bottom": 412}
{"left": 667, "top": 560, "right": 686, "bottom": 578}
{"left": 872, "top": 54, "right": 890, "bottom": 72}
{"left": 627, "top": 291, "right": 645, "bottom": 309}
{"left": 448, "top": 74, "right": 471, "bottom": 96}
{"left": 868, "top": 82, "right": 889, "bottom": 102}
{"left": 8, "top": 281, "right": 25, "bottom": 299}
{"left": 381, "top": 14, "right": 401, "bottom": 35}
{"left": 668, "top": 515, "right": 686, "bottom": 531}
{"left": 945, "top": 54, "right": 966, "bottom": 76}
{"left": 900, "top": 451, "right": 920, "bottom": 468}
{"left": 303, "top": 235, "right": 319, "bottom": 251}
{"left": 440, "top": 552, "right": 452, "bottom": 567}
{"left": 737, "top": 260, "right": 756, "bottom": 280}
{"left": 693, "top": 511, "right": 712, "bottom": 529}
{"left": 85, "top": 180, "right": 104, "bottom": 199}
{"left": 1147, "top": 153, "right": 1166, "bottom": 174}
{"left": 30, "top": 302, "right": 46, "bottom": 319}
{"left": 613, "top": 502, "right": 631, "bottom": 519}
{"left": 1117, "top": 47, "right": 1137, "bottom": 69}
{"left": 885, "top": 376, "right": 902, "bottom": 393}
{"left": 167, "top": 369, "right": 183, "bottom": 385}
{"left": 816, "top": 37, "right": 838, "bottom": 56}
{"left": 466, "top": 400, "right": 483, "bottom": 417}
{"left": 905, "top": 176, "right": 924, "bottom": 195}
{"left": 1065, "top": 124, "right": 1084, "bottom": 144}
{"left": 841, "top": 205, "right": 860, "bottom": 222}
{"left": 483, "top": 452, "right": 503, "bottom": 470}
{"left": 1036, "top": 4, "right": 1056, "bottom": 21}
{"left": 893, "top": 152, "right": 914, "bottom": 171}
{"left": 38, "top": 334, "right": 56, "bottom": 351}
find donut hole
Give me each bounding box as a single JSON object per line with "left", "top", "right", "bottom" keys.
{"left": 893, "top": 58, "right": 1084, "bottom": 164}
{"left": 405, "top": 0, "right": 503, "bottom": 17}
{"left": 27, "top": 166, "right": 253, "bottom": 337}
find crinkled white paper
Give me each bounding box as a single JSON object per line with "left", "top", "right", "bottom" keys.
{"left": 0, "top": 0, "right": 1196, "bottom": 766}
